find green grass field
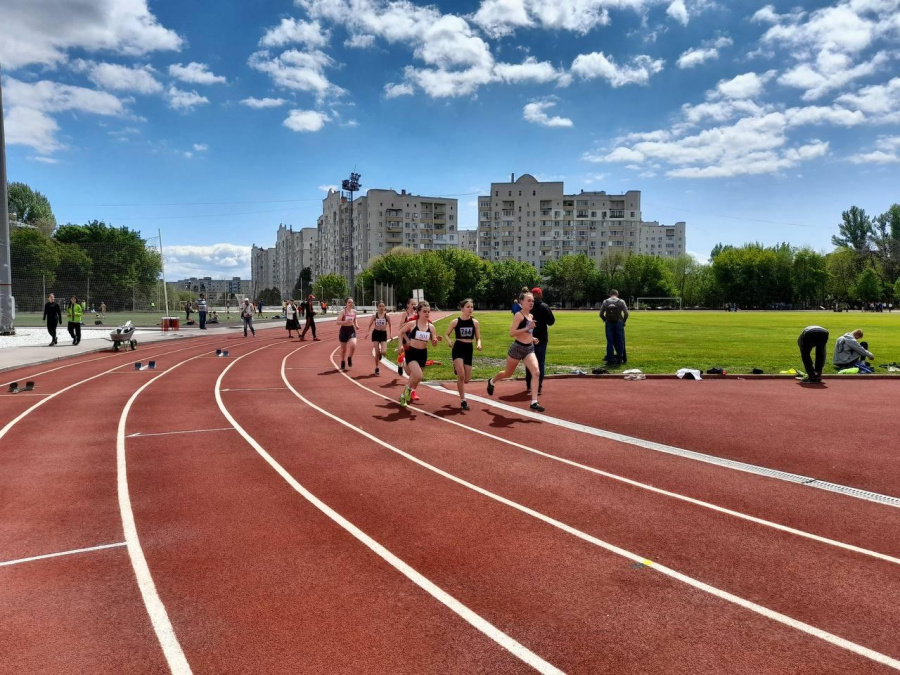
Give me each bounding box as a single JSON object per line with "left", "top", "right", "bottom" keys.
{"left": 412, "top": 310, "right": 900, "bottom": 381}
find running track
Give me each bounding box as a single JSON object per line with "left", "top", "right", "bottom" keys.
{"left": 2, "top": 317, "right": 899, "bottom": 674}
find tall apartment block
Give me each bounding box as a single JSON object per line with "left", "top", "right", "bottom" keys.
{"left": 477, "top": 174, "right": 685, "bottom": 268}
{"left": 275, "top": 224, "right": 318, "bottom": 297}
{"left": 317, "top": 188, "right": 459, "bottom": 280}
{"left": 250, "top": 244, "right": 275, "bottom": 297}
{"left": 458, "top": 229, "right": 478, "bottom": 255}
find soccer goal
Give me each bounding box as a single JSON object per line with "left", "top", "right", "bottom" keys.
{"left": 636, "top": 297, "right": 682, "bottom": 310}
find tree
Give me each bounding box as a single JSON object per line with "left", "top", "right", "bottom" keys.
{"left": 791, "top": 248, "right": 828, "bottom": 306}
{"left": 313, "top": 274, "right": 349, "bottom": 301}
{"left": 852, "top": 268, "right": 881, "bottom": 304}
{"left": 831, "top": 206, "right": 872, "bottom": 266}
{"left": 419, "top": 251, "right": 455, "bottom": 307}
{"left": 10, "top": 228, "right": 60, "bottom": 309}
{"left": 434, "top": 248, "right": 487, "bottom": 306}
{"left": 7, "top": 182, "right": 56, "bottom": 231}
{"left": 712, "top": 245, "right": 780, "bottom": 307}
{"left": 619, "top": 254, "right": 675, "bottom": 301}
{"left": 485, "top": 259, "right": 541, "bottom": 307}
{"left": 871, "top": 204, "right": 900, "bottom": 284}
{"left": 825, "top": 247, "right": 857, "bottom": 302}
{"left": 292, "top": 266, "right": 313, "bottom": 299}
{"left": 259, "top": 287, "right": 282, "bottom": 306}
{"left": 541, "top": 254, "right": 595, "bottom": 306}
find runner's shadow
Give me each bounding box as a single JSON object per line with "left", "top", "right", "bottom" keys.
{"left": 499, "top": 391, "right": 531, "bottom": 403}
{"left": 482, "top": 409, "right": 541, "bottom": 429}
{"left": 317, "top": 369, "right": 343, "bottom": 376}
{"left": 432, "top": 405, "right": 466, "bottom": 419}
{"left": 798, "top": 382, "right": 828, "bottom": 389}
{"left": 373, "top": 402, "right": 416, "bottom": 422}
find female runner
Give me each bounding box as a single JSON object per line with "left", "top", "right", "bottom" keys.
{"left": 444, "top": 298, "right": 482, "bottom": 410}
{"left": 485, "top": 291, "right": 544, "bottom": 412}
{"left": 396, "top": 297, "right": 418, "bottom": 377}
{"left": 337, "top": 297, "right": 360, "bottom": 371}
{"left": 397, "top": 301, "right": 440, "bottom": 407}
{"left": 366, "top": 301, "right": 392, "bottom": 375}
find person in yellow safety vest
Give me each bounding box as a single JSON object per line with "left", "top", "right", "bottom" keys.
{"left": 67, "top": 295, "right": 84, "bottom": 346}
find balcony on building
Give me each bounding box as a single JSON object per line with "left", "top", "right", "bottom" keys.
{"left": 385, "top": 209, "right": 403, "bottom": 221}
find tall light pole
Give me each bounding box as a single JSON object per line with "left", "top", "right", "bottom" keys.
{"left": 0, "top": 64, "right": 15, "bottom": 335}
{"left": 341, "top": 171, "right": 361, "bottom": 298}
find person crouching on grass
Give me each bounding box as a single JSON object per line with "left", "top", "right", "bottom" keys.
{"left": 337, "top": 298, "right": 360, "bottom": 371}
{"left": 398, "top": 301, "right": 440, "bottom": 407}
{"left": 444, "top": 298, "right": 482, "bottom": 410}
{"left": 486, "top": 291, "right": 545, "bottom": 412}
{"left": 366, "top": 301, "right": 392, "bottom": 375}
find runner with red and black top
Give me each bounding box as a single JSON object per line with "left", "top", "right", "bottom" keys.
{"left": 444, "top": 298, "right": 482, "bottom": 410}
{"left": 397, "top": 301, "right": 440, "bottom": 407}
{"left": 337, "top": 297, "right": 360, "bottom": 372}
{"left": 396, "top": 297, "right": 418, "bottom": 381}
{"left": 365, "top": 301, "right": 392, "bottom": 375}
{"left": 486, "top": 291, "right": 545, "bottom": 412}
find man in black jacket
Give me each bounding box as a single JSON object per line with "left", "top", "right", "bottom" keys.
{"left": 525, "top": 287, "right": 556, "bottom": 396}
{"left": 43, "top": 293, "right": 62, "bottom": 346}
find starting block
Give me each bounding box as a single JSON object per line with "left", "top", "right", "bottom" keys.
{"left": 216, "top": 349, "right": 229, "bottom": 357}
{"left": 135, "top": 362, "right": 142, "bottom": 370}
{"left": 25, "top": 381, "right": 35, "bottom": 391}
{"left": 216, "top": 349, "right": 222, "bottom": 356}
{"left": 8, "top": 382, "right": 18, "bottom": 393}
{"left": 148, "top": 361, "right": 156, "bottom": 370}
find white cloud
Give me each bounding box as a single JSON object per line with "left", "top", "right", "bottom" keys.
{"left": 848, "top": 150, "right": 899, "bottom": 164}
{"left": 166, "top": 86, "right": 210, "bottom": 110}
{"left": 4, "top": 78, "right": 127, "bottom": 153}
{"left": 260, "top": 18, "right": 330, "bottom": 48}
{"left": 29, "top": 156, "right": 61, "bottom": 164}
{"left": 345, "top": 34, "right": 377, "bottom": 48}
{"left": 74, "top": 60, "right": 163, "bottom": 94}
{"left": 677, "top": 48, "right": 718, "bottom": 69}
{"left": 750, "top": 5, "right": 805, "bottom": 25}
{"left": 165, "top": 243, "right": 252, "bottom": 279}
{"left": 760, "top": 3, "right": 875, "bottom": 54}
{"left": 470, "top": 0, "right": 532, "bottom": 38}
{"left": 714, "top": 71, "right": 776, "bottom": 99}
{"left": 583, "top": 172, "right": 608, "bottom": 184}
{"left": 837, "top": 77, "right": 900, "bottom": 122}
{"left": 0, "top": 0, "right": 182, "bottom": 70}
{"left": 283, "top": 109, "right": 330, "bottom": 132}
{"left": 493, "top": 57, "right": 562, "bottom": 84}
{"left": 240, "top": 97, "right": 288, "bottom": 108}
{"left": 667, "top": 0, "right": 688, "bottom": 25}
{"left": 249, "top": 49, "right": 344, "bottom": 101}
{"left": 778, "top": 50, "right": 890, "bottom": 100}
{"left": 183, "top": 151, "right": 194, "bottom": 159}
{"left": 168, "top": 62, "right": 227, "bottom": 85}
{"left": 193, "top": 143, "right": 208, "bottom": 152}
{"left": 571, "top": 52, "right": 664, "bottom": 87}
{"left": 523, "top": 100, "right": 573, "bottom": 127}
{"left": 383, "top": 82, "right": 414, "bottom": 98}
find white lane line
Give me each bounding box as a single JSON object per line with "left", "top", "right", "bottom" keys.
{"left": 330, "top": 358, "right": 900, "bottom": 566}
{"left": 380, "top": 350, "right": 900, "bottom": 509}
{"left": 0, "top": 542, "right": 126, "bottom": 568}
{"left": 1, "top": 353, "right": 119, "bottom": 388}
{"left": 219, "top": 387, "right": 288, "bottom": 392}
{"left": 0, "top": 339, "right": 227, "bottom": 444}
{"left": 213, "top": 346, "right": 565, "bottom": 675}
{"left": 126, "top": 428, "right": 236, "bottom": 438}
{"left": 306, "top": 349, "right": 900, "bottom": 671}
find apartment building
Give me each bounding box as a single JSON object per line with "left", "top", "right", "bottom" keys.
{"left": 458, "top": 229, "right": 478, "bottom": 255}
{"left": 477, "top": 174, "right": 685, "bottom": 268}
{"left": 173, "top": 276, "right": 252, "bottom": 300}
{"left": 318, "top": 188, "right": 459, "bottom": 279}
{"left": 250, "top": 244, "right": 275, "bottom": 296}
{"left": 274, "top": 224, "right": 318, "bottom": 299}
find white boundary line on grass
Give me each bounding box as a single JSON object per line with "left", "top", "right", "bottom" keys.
{"left": 213, "top": 344, "right": 565, "bottom": 675}
{"left": 330, "top": 358, "right": 900, "bottom": 566}
{"left": 299, "top": 348, "right": 900, "bottom": 671}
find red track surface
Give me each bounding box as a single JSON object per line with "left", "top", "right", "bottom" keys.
{"left": 2, "top": 320, "right": 899, "bottom": 674}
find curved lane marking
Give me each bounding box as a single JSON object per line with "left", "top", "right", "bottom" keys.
{"left": 334, "top": 351, "right": 900, "bottom": 566}
{"left": 213, "top": 345, "right": 565, "bottom": 675}
{"left": 287, "top": 348, "right": 900, "bottom": 671}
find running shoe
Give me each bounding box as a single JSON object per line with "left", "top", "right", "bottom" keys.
{"left": 340, "top": 360, "right": 346, "bottom": 371}
{"left": 411, "top": 390, "right": 420, "bottom": 402}
{"left": 461, "top": 400, "right": 469, "bottom": 411}
{"left": 486, "top": 378, "right": 494, "bottom": 396}
{"left": 398, "top": 387, "right": 410, "bottom": 407}
{"left": 375, "top": 367, "right": 380, "bottom": 375}
{"left": 530, "top": 402, "right": 545, "bottom": 412}
{"left": 348, "top": 357, "right": 353, "bottom": 368}
{"left": 398, "top": 365, "right": 404, "bottom": 376}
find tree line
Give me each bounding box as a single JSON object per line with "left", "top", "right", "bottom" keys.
{"left": 334, "top": 202, "right": 900, "bottom": 309}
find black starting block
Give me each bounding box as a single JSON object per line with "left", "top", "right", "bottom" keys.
{"left": 25, "top": 381, "right": 35, "bottom": 391}
{"left": 148, "top": 361, "right": 156, "bottom": 370}
{"left": 134, "top": 362, "right": 142, "bottom": 370}
{"left": 8, "top": 382, "right": 18, "bottom": 393}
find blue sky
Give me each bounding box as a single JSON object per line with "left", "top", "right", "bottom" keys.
{"left": 2, "top": 0, "right": 899, "bottom": 278}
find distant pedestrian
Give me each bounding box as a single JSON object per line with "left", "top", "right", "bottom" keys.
{"left": 197, "top": 293, "right": 208, "bottom": 330}
{"left": 67, "top": 295, "right": 83, "bottom": 346}
{"left": 99, "top": 301, "right": 106, "bottom": 317}
{"left": 43, "top": 293, "right": 62, "bottom": 346}
{"left": 257, "top": 300, "right": 263, "bottom": 316}
{"left": 525, "top": 287, "right": 555, "bottom": 397}
{"left": 444, "top": 298, "right": 481, "bottom": 410}
{"left": 184, "top": 300, "right": 192, "bottom": 322}
{"left": 241, "top": 299, "right": 256, "bottom": 337}
{"left": 599, "top": 289, "right": 628, "bottom": 366}
{"left": 486, "top": 291, "right": 544, "bottom": 412}
{"left": 337, "top": 298, "right": 359, "bottom": 371}
{"left": 285, "top": 300, "right": 300, "bottom": 337}
{"left": 300, "top": 294, "right": 319, "bottom": 340}
{"left": 797, "top": 325, "right": 829, "bottom": 383}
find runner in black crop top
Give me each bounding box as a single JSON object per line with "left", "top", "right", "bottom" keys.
{"left": 444, "top": 300, "right": 482, "bottom": 410}
{"left": 485, "top": 292, "right": 545, "bottom": 413}
{"left": 367, "top": 301, "right": 391, "bottom": 375}
{"left": 398, "top": 303, "right": 441, "bottom": 408}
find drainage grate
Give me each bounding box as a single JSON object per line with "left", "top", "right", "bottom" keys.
{"left": 806, "top": 481, "right": 900, "bottom": 508}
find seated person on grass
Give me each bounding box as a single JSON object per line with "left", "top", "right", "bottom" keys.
{"left": 833, "top": 329, "right": 874, "bottom": 371}
{"left": 208, "top": 311, "right": 219, "bottom": 324}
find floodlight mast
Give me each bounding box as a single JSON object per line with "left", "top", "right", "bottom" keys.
{"left": 341, "top": 172, "right": 361, "bottom": 298}
{"left": 0, "top": 64, "right": 14, "bottom": 335}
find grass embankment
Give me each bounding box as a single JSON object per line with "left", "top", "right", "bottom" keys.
{"left": 415, "top": 310, "right": 900, "bottom": 381}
